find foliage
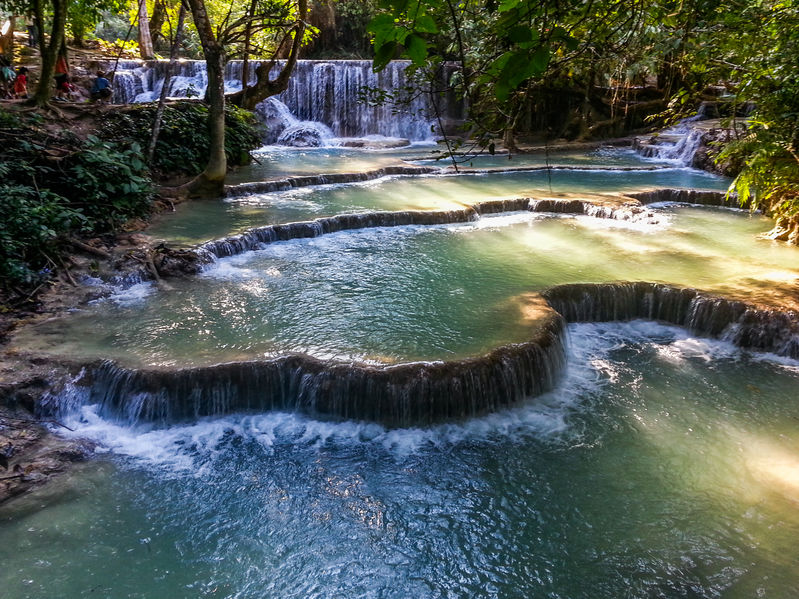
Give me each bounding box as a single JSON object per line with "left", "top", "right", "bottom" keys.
{"left": 0, "top": 108, "right": 154, "bottom": 290}
{"left": 367, "top": 0, "right": 661, "bottom": 146}
{"left": 99, "top": 102, "right": 260, "bottom": 175}
{"left": 68, "top": 0, "right": 126, "bottom": 45}
{"left": 712, "top": 0, "right": 799, "bottom": 221}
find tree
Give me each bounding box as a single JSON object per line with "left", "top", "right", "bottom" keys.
{"left": 225, "top": 0, "right": 309, "bottom": 110}
{"left": 184, "top": 0, "right": 227, "bottom": 195}
{"left": 68, "top": 0, "right": 124, "bottom": 46}
{"left": 367, "top": 0, "right": 651, "bottom": 150}
{"left": 137, "top": 0, "right": 154, "bottom": 58}
{"left": 32, "top": 0, "right": 68, "bottom": 105}
{"left": 177, "top": 0, "right": 310, "bottom": 196}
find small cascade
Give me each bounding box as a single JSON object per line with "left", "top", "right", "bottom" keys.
{"left": 199, "top": 207, "right": 480, "bottom": 259}
{"left": 627, "top": 188, "right": 737, "bottom": 207}
{"left": 111, "top": 60, "right": 208, "bottom": 103}
{"left": 543, "top": 282, "right": 799, "bottom": 358}
{"left": 527, "top": 198, "right": 663, "bottom": 225}
{"left": 224, "top": 165, "right": 440, "bottom": 197}
{"left": 33, "top": 281, "right": 799, "bottom": 428}
{"left": 256, "top": 97, "right": 335, "bottom": 147}
{"left": 42, "top": 313, "right": 567, "bottom": 428}
{"left": 223, "top": 164, "right": 663, "bottom": 198}
{"left": 199, "top": 199, "right": 663, "bottom": 260}
{"left": 110, "top": 60, "right": 459, "bottom": 141}
{"left": 633, "top": 122, "right": 706, "bottom": 166}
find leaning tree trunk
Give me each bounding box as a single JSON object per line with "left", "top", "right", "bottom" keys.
{"left": 184, "top": 0, "right": 227, "bottom": 198}
{"left": 32, "top": 0, "right": 67, "bottom": 106}
{"left": 228, "top": 0, "right": 307, "bottom": 110}
{"left": 147, "top": 3, "right": 186, "bottom": 164}
{"left": 240, "top": 0, "right": 258, "bottom": 91}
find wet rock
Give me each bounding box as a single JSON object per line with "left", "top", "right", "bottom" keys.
{"left": 277, "top": 122, "right": 334, "bottom": 147}
{"left": 0, "top": 402, "right": 95, "bottom": 505}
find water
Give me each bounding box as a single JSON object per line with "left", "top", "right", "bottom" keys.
{"left": 13, "top": 206, "right": 798, "bottom": 368}
{"left": 2, "top": 322, "right": 799, "bottom": 598}
{"left": 225, "top": 145, "right": 666, "bottom": 184}
{"left": 5, "top": 138, "right": 799, "bottom": 595}
{"left": 150, "top": 162, "right": 728, "bottom": 246}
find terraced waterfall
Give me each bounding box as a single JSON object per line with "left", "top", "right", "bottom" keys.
{"left": 2, "top": 100, "right": 799, "bottom": 596}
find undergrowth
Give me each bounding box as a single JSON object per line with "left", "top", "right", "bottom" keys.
{"left": 0, "top": 108, "right": 154, "bottom": 292}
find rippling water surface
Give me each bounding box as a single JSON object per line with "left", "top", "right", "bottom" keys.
{"left": 2, "top": 323, "right": 799, "bottom": 598}
{"left": 150, "top": 154, "right": 726, "bottom": 246}
{"left": 4, "top": 146, "right": 799, "bottom": 598}
{"left": 13, "top": 206, "right": 799, "bottom": 367}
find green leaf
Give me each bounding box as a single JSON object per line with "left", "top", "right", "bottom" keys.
{"left": 367, "top": 12, "right": 396, "bottom": 34}
{"left": 498, "top": 0, "right": 521, "bottom": 12}
{"left": 530, "top": 45, "right": 550, "bottom": 74}
{"left": 373, "top": 41, "right": 398, "bottom": 71}
{"left": 415, "top": 14, "right": 438, "bottom": 34}
{"left": 404, "top": 34, "right": 428, "bottom": 65}
{"left": 508, "top": 26, "right": 532, "bottom": 44}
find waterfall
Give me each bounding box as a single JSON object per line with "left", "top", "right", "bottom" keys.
{"left": 110, "top": 60, "right": 458, "bottom": 142}
{"left": 633, "top": 124, "right": 706, "bottom": 166}
{"left": 627, "top": 188, "right": 737, "bottom": 207}
{"left": 35, "top": 281, "right": 799, "bottom": 428}
{"left": 42, "top": 312, "right": 567, "bottom": 428}
{"left": 197, "top": 200, "right": 663, "bottom": 260}
{"left": 543, "top": 282, "right": 799, "bottom": 358}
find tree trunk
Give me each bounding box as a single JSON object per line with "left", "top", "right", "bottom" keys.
{"left": 228, "top": 0, "right": 308, "bottom": 110}
{"left": 147, "top": 3, "right": 186, "bottom": 164}
{"left": 32, "top": 0, "right": 67, "bottom": 106}
{"left": 138, "top": 0, "right": 155, "bottom": 59}
{"left": 150, "top": 0, "right": 166, "bottom": 50}
{"left": 185, "top": 0, "right": 227, "bottom": 197}
{"left": 0, "top": 16, "right": 15, "bottom": 59}
{"left": 240, "top": 0, "right": 258, "bottom": 99}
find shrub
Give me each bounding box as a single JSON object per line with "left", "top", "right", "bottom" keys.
{"left": 100, "top": 102, "right": 262, "bottom": 176}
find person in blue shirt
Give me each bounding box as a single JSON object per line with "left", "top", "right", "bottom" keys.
{"left": 90, "top": 71, "right": 112, "bottom": 103}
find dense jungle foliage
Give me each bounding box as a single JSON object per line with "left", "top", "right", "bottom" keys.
{"left": 0, "top": 103, "right": 260, "bottom": 292}
{"left": 0, "top": 108, "right": 153, "bottom": 290}
{"left": 100, "top": 103, "right": 261, "bottom": 176}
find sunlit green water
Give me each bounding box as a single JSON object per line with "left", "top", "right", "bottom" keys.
{"left": 6, "top": 149, "right": 799, "bottom": 598}
{"left": 2, "top": 322, "right": 798, "bottom": 598}
{"left": 150, "top": 166, "right": 727, "bottom": 246}
{"left": 225, "top": 145, "right": 661, "bottom": 183}
{"left": 13, "top": 207, "right": 798, "bottom": 367}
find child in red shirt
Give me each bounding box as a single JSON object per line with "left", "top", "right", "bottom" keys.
{"left": 13, "top": 67, "right": 28, "bottom": 99}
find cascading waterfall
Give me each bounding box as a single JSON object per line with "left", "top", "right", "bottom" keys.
{"left": 543, "top": 282, "right": 799, "bottom": 358}
{"left": 110, "top": 60, "right": 459, "bottom": 142}
{"left": 627, "top": 188, "right": 736, "bottom": 207}
{"left": 36, "top": 281, "right": 799, "bottom": 428}
{"left": 41, "top": 311, "right": 567, "bottom": 428}
{"left": 198, "top": 199, "right": 663, "bottom": 260}
{"left": 634, "top": 124, "right": 707, "bottom": 165}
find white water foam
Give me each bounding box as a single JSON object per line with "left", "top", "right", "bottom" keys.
{"left": 51, "top": 320, "right": 797, "bottom": 473}
{"left": 105, "top": 282, "right": 157, "bottom": 306}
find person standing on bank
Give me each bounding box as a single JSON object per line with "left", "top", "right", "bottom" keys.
{"left": 25, "top": 14, "right": 38, "bottom": 48}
